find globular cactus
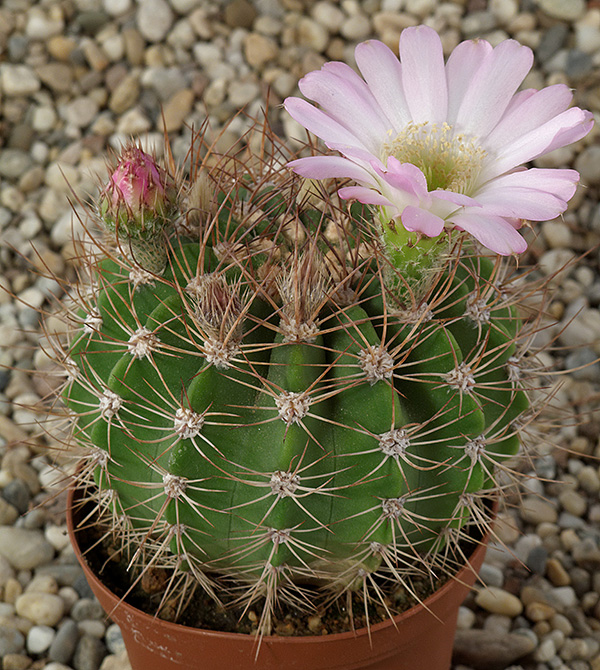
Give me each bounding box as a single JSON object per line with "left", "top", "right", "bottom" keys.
{"left": 53, "top": 122, "right": 535, "bottom": 633}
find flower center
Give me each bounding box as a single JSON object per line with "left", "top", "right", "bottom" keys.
{"left": 382, "top": 122, "right": 486, "bottom": 193}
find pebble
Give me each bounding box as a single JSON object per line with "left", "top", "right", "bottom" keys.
{"left": 0, "top": 627, "right": 25, "bottom": 657}
{"left": 48, "top": 619, "right": 79, "bottom": 664}
{"left": 453, "top": 629, "right": 537, "bottom": 669}
{"left": 575, "top": 145, "right": 600, "bottom": 186}
{"left": 0, "top": 65, "right": 41, "bottom": 97}
{"left": 0, "top": 528, "right": 54, "bottom": 570}
{"left": 73, "top": 634, "right": 107, "bottom": 670}
{"left": 537, "top": 0, "right": 586, "bottom": 21}
{"left": 474, "top": 587, "right": 524, "bottom": 617}
{"left": 26, "top": 625, "right": 56, "bottom": 654}
{"left": 136, "top": 0, "right": 174, "bottom": 42}
{"left": 15, "top": 593, "right": 65, "bottom": 627}
{"left": 520, "top": 496, "right": 559, "bottom": 525}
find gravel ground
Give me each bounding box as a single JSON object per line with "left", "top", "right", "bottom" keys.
{"left": 0, "top": 1, "right": 599, "bottom": 669}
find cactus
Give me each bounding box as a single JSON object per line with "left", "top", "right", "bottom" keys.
{"left": 49, "top": 121, "right": 540, "bottom": 636}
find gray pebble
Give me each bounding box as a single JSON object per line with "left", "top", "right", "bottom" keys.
{"left": 104, "top": 623, "right": 125, "bottom": 655}
{"left": 71, "top": 598, "right": 105, "bottom": 622}
{"left": 0, "top": 625, "right": 25, "bottom": 656}
{"left": 49, "top": 619, "right": 80, "bottom": 665}
{"left": 0, "top": 150, "right": 33, "bottom": 180}
{"left": 0, "top": 527, "right": 54, "bottom": 570}
{"left": 73, "top": 634, "right": 107, "bottom": 670}
{"left": 1, "top": 478, "right": 31, "bottom": 516}
{"left": 527, "top": 545, "right": 549, "bottom": 575}
{"left": 536, "top": 24, "right": 569, "bottom": 64}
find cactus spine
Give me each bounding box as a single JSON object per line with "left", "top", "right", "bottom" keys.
{"left": 55, "top": 124, "right": 533, "bottom": 633}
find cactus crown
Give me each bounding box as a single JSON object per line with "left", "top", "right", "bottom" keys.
{"left": 46, "top": 119, "right": 544, "bottom": 638}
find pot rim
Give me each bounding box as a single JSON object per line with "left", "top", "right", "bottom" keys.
{"left": 66, "top": 481, "right": 491, "bottom": 645}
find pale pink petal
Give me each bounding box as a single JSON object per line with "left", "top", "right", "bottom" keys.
{"left": 432, "top": 190, "right": 480, "bottom": 207}
{"left": 445, "top": 38, "right": 493, "bottom": 125}
{"left": 284, "top": 97, "right": 369, "bottom": 150}
{"left": 474, "top": 188, "right": 567, "bottom": 220}
{"left": 287, "top": 156, "right": 376, "bottom": 184}
{"left": 298, "top": 67, "right": 389, "bottom": 153}
{"left": 483, "top": 168, "right": 579, "bottom": 202}
{"left": 485, "top": 85, "right": 574, "bottom": 153}
{"left": 376, "top": 158, "right": 429, "bottom": 200}
{"left": 355, "top": 40, "right": 411, "bottom": 132}
{"left": 451, "top": 212, "right": 528, "bottom": 255}
{"left": 399, "top": 26, "right": 448, "bottom": 123}
{"left": 455, "top": 39, "right": 533, "bottom": 138}
{"left": 401, "top": 205, "right": 445, "bottom": 237}
{"left": 338, "top": 186, "right": 394, "bottom": 208}
{"left": 481, "top": 108, "right": 594, "bottom": 181}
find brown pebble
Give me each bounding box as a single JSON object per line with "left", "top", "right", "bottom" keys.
{"left": 546, "top": 557, "right": 571, "bottom": 586}
{"left": 525, "top": 601, "right": 556, "bottom": 622}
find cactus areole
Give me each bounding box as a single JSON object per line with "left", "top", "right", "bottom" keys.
{"left": 61, "top": 127, "right": 532, "bottom": 640}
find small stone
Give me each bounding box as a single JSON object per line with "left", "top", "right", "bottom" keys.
{"left": 2, "top": 478, "right": 31, "bottom": 515}
{"left": 26, "top": 625, "right": 55, "bottom": 655}
{"left": 63, "top": 97, "right": 100, "bottom": 129}
{"left": 104, "top": 624, "right": 124, "bottom": 655}
{"left": 340, "top": 14, "right": 371, "bottom": 40}
{"left": 36, "top": 63, "right": 74, "bottom": 94}
{"left": 71, "top": 599, "right": 104, "bottom": 622}
{"left": 474, "top": 587, "right": 523, "bottom": 617}
{"left": 534, "top": 635, "right": 557, "bottom": 662}
{"left": 2, "top": 653, "right": 32, "bottom": 670}
{"left": 0, "top": 627, "right": 25, "bottom": 657}
{"left": 296, "top": 16, "right": 329, "bottom": 51}
{"left": 137, "top": 0, "right": 174, "bottom": 42}
{"left": 0, "top": 528, "right": 54, "bottom": 570}
{"left": 575, "top": 145, "right": 600, "bottom": 186}
{"left": 527, "top": 545, "right": 549, "bottom": 575}
{"left": 73, "top": 634, "right": 107, "bottom": 670}
{"left": 0, "top": 150, "right": 33, "bottom": 180}
{"left": 15, "top": 593, "right": 65, "bottom": 627}
{"left": 159, "top": 89, "right": 195, "bottom": 133}
{"left": 526, "top": 601, "right": 557, "bottom": 622}
{"left": 456, "top": 605, "right": 476, "bottom": 630}
{"left": 547, "top": 558, "right": 572, "bottom": 587}
{"left": 0, "top": 65, "right": 41, "bottom": 97}
{"left": 311, "top": 2, "right": 345, "bottom": 32}
{"left": 551, "top": 586, "right": 578, "bottom": 610}
{"left": 542, "top": 220, "right": 573, "bottom": 249}
{"left": 99, "top": 650, "right": 132, "bottom": 670}
{"left": 559, "top": 489, "right": 587, "bottom": 517}
{"left": 520, "top": 496, "right": 559, "bottom": 525}
{"left": 49, "top": 619, "right": 79, "bottom": 665}
{"left": 537, "top": 0, "right": 586, "bottom": 21}
{"left": 479, "top": 563, "right": 504, "bottom": 588}
{"left": 453, "top": 629, "right": 536, "bottom": 669}
{"left": 103, "top": 0, "right": 132, "bottom": 17}
{"left": 224, "top": 0, "right": 257, "bottom": 28}
{"left": 244, "top": 33, "right": 278, "bottom": 68}
{"left": 108, "top": 74, "right": 140, "bottom": 114}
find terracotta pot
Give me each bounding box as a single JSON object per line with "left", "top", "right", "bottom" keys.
{"left": 67, "top": 484, "right": 489, "bottom": 670}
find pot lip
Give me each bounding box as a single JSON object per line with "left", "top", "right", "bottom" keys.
{"left": 66, "top": 481, "right": 490, "bottom": 645}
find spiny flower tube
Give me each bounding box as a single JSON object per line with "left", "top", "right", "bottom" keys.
{"left": 284, "top": 26, "right": 594, "bottom": 256}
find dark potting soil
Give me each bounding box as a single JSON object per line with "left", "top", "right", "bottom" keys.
{"left": 73, "top": 494, "right": 483, "bottom": 638}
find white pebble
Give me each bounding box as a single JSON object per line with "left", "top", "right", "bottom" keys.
{"left": 27, "top": 625, "right": 56, "bottom": 655}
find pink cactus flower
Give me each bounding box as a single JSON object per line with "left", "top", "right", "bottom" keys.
{"left": 284, "top": 26, "right": 594, "bottom": 255}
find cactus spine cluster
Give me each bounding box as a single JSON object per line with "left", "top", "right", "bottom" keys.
{"left": 54, "top": 123, "right": 533, "bottom": 632}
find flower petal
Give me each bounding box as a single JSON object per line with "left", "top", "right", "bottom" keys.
{"left": 445, "top": 38, "right": 493, "bottom": 125}
{"left": 401, "top": 205, "right": 445, "bottom": 237}
{"left": 399, "top": 25, "right": 448, "bottom": 123}
{"left": 485, "top": 85, "right": 575, "bottom": 153}
{"left": 481, "top": 107, "right": 594, "bottom": 181}
{"left": 287, "top": 156, "right": 376, "bottom": 184}
{"left": 338, "top": 186, "right": 394, "bottom": 208}
{"left": 474, "top": 188, "right": 567, "bottom": 220}
{"left": 355, "top": 40, "right": 411, "bottom": 132}
{"left": 455, "top": 39, "right": 533, "bottom": 138}
{"left": 451, "top": 212, "right": 528, "bottom": 255}
{"left": 284, "top": 97, "right": 369, "bottom": 150}
{"left": 297, "top": 66, "right": 390, "bottom": 153}
{"left": 483, "top": 168, "right": 579, "bottom": 202}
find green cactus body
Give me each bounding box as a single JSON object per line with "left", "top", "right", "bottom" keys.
{"left": 61, "top": 145, "right": 530, "bottom": 625}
